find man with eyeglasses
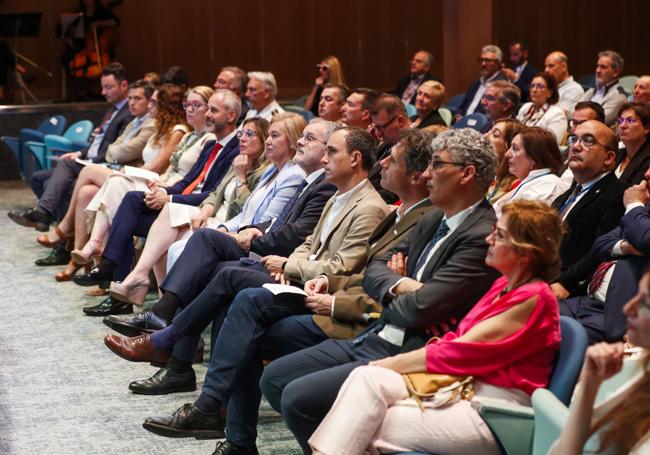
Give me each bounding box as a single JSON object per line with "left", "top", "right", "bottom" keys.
{"left": 318, "top": 83, "right": 349, "bottom": 123}
{"left": 480, "top": 80, "right": 521, "bottom": 131}
{"left": 559, "top": 158, "right": 650, "bottom": 344}
{"left": 579, "top": 50, "right": 628, "bottom": 126}
{"left": 550, "top": 120, "right": 625, "bottom": 303}
{"left": 260, "top": 128, "right": 500, "bottom": 452}
{"left": 393, "top": 50, "right": 439, "bottom": 105}
{"left": 456, "top": 44, "right": 507, "bottom": 119}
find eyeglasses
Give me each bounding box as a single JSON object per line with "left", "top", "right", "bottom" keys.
{"left": 237, "top": 129, "right": 258, "bottom": 139}
{"left": 316, "top": 64, "right": 330, "bottom": 70}
{"left": 429, "top": 159, "right": 466, "bottom": 170}
{"left": 301, "top": 133, "right": 327, "bottom": 144}
{"left": 183, "top": 101, "right": 206, "bottom": 111}
{"left": 488, "top": 224, "right": 509, "bottom": 243}
{"left": 566, "top": 133, "right": 610, "bottom": 150}
{"left": 617, "top": 117, "right": 641, "bottom": 126}
{"left": 478, "top": 57, "right": 499, "bottom": 63}
{"left": 372, "top": 115, "right": 398, "bottom": 132}
{"left": 530, "top": 83, "right": 548, "bottom": 90}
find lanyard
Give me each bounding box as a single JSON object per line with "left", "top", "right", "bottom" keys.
{"left": 510, "top": 171, "right": 552, "bottom": 199}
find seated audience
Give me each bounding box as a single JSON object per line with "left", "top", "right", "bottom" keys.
{"left": 493, "top": 127, "right": 566, "bottom": 217}
{"left": 8, "top": 62, "right": 133, "bottom": 231}
{"left": 393, "top": 50, "right": 438, "bottom": 105}
{"left": 244, "top": 71, "right": 285, "bottom": 121}
{"left": 317, "top": 83, "right": 349, "bottom": 123}
{"left": 341, "top": 87, "right": 378, "bottom": 129}
{"left": 552, "top": 269, "right": 650, "bottom": 454}
{"left": 409, "top": 80, "right": 446, "bottom": 129}
{"left": 480, "top": 80, "right": 521, "bottom": 131}
{"left": 308, "top": 200, "right": 563, "bottom": 455}
{"left": 544, "top": 51, "right": 584, "bottom": 115}
{"left": 580, "top": 50, "right": 628, "bottom": 126}
{"left": 550, "top": 120, "right": 625, "bottom": 300}
{"left": 74, "top": 89, "right": 242, "bottom": 317}
{"left": 516, "top": 72, "right": 567, "bottom": 144}
{"left": 615, "top": 102, "right": 650, "bottom": 187}
{"left": 560, "top": 168, "right": 650, "bottom": 343}
{"left": 456, "top": 44, "right": 507, "bottom": 118}
{"left": 633, "top": 75, "right": 650, "bottom": 104}
{"left": 108, "top": 113, "right": 306, "bottom": 306}
{"left": 258, "top": 128, "right": 501, "bottom": 453}
{"left": 33, "top": 79, "right": 156, "bottom": 281}
{"left": 501, "top": 40, "right": 537, "bottom": 102}
{"left": 304, "top": 56, "right": 346, "bottom": 117}
{"left": 485, "top": 118, "right": 524, "bottom": 202}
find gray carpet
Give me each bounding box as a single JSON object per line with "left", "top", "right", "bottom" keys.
{"left": 0, "top": 182, "right": 301, "bottom": 455}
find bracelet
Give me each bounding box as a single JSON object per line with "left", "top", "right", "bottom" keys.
{"left": 235, "top": 179, "right": 248, "bottom": 188}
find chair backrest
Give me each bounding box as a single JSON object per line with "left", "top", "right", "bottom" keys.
{"left": 438, "top": 107, "right": 452, "bottom": 126}
{"left": 453, "top": 113, "right": 488, "bottom": 132}
{"left": 548, "top": 317, "right": 589, "bottom": 406}
{"left": 281, "top": 104, "right": 314, "bottom": 122}
{"left": 38, "top": 115, "right": 67, "bottom": 136}
{"left": 443, "top": 93, "right": 465, "bottom": 115}
{"left": 619, "top": 75, "right": 639, "bottom": 96}
{"left": 63, "top": 120, "right": 94, "bottom": 143}
{"left": 579, "top": 73, "right": 596, "bottom": 91}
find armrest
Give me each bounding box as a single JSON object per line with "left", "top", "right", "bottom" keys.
{"left": 44, "top": 135, "right": 74, "bottom": 152}
{"left": 20, "top": 128, "right": 45, "bottom": 143}
{"left": 473, "top": 398, "right": 534, "bottom": 455}
{"left": 531, "top": 389, "right": 568, "bottom": 455}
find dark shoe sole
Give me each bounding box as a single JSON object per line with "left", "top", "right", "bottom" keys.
{"left": 102, "top": 317, "right": 156, "bottom": 337}
{"left": 73, "top": 276, "right": 111, "bottom": 288}
{"left": 129, "top": 381, "right": 196, "bottom": 396}
{"left": 83, "top": 302, "right": 133, "bottom": 317}
{"left": 7, "top": 211, "right": 48, "bottom": 231}
{"left": 142, "top": 421, "right": 224, "bottom": 439}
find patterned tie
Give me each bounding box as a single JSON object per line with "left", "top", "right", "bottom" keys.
{"left": 587, "top": 260, "right": 615, "bottom": 297}
{"left": 559, "top": 184, "right": 583, "bottom": 215}
{"left": 269, "top": 180, "right": 308, "bottom": 231}
{"left": 413, "top": 219, "right": 450, "bottom": 277}
{"left": 181, "top": 143, "right": 223, "bottom": 195}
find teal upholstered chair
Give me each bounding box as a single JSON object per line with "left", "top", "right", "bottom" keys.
{"left": 25, "top": 120, "right": 93, "bottom": 170}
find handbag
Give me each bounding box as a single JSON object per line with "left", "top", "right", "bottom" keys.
{"left": 402, "top": 372, "right": 474, "bottom": 411}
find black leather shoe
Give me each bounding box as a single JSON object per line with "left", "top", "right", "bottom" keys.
{"left": 129, "top": 365, "right": 196, "bottom": 395}
{"left": 35, "top": 242, "right": 70, "bottom": 266}
{"left": 73, "top": 266, "right": 111, "bottom": 288}
{"left": 7, "top": 208, "right": 50, "bottom": 231}
{"left": 83, "top": 296, "right": 133, "bottom": 317}
{"left": 142, "top": 403, "right": 224, "bottom": 439}
{"left": 103, "top": 310, "right": 168, "bottom": 337}
{"left": 212, "top": 441, "right": 259, "bottom": 455}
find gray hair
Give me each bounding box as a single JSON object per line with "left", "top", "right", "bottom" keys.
{"left": 309, "top": 118, "right": 338, "bottom": 140}
{"left": 247, "top": 71, "right": 278, "bottom": 98}
{"left": 598, "top": 50, "right": 624, "bottom": 73}
{"left": 431, "top": 128, "right": 496, "bottom": 190}
{"left": 416, "top": 50, "right": 435, "bottom": 69}
{"left": 481, "top": 44, "right": 503, "bottom": 62}
{"left": 487, "top": 80, "right": 521, "bottom": 115}
{"left": 213, "top": 88, "right": 242, "bottom": 121}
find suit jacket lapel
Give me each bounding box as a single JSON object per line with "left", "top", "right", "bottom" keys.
{"left": 407, "top": 210, "right": 443, "bottom": 277}
{"left": 564, "top": 173, "right": 612, "bottom": 224}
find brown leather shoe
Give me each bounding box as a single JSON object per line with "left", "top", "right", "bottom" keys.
{"left": 103, "top": 334, "right": 171, "bottom": 365}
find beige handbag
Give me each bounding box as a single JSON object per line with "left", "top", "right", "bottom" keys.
{"left": 402, "top": 372, "right": 474, "bottom": 411}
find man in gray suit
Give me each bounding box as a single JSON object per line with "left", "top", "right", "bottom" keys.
{"left": 260, "top": 128, "right": 500, "bottom": 453}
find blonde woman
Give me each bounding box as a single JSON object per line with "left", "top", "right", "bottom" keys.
{"left": 304, "top": 55, "right": 346, "bottom": 117}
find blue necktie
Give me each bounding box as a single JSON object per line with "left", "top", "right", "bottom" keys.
{"left": 269, "top": 180, "right": 308, "bottom": 231}
{"left": 413, "top": 219, "right": 450, "bottom": 277}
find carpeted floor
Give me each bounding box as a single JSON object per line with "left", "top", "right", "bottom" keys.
{"left": 0, "top": 181, "right": 301, "bottom": 455}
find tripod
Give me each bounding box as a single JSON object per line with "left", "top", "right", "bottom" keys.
{"left": 11, "top": 49, "right": 53, "bottom": 103}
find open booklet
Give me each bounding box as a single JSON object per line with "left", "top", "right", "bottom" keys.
{"left": 262, "top": 283, "right": 307, "bottom": 297}
{"left": 123, "top": 165, "right": 159, "bottom": 182}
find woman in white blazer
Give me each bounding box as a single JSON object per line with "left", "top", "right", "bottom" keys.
{"left": 517, "top": 72, "right": 567, "bottom": 144}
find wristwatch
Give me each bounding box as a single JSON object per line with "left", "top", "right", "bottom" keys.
{"left": 235, "top": 178, "right": 247, "bottom": 188}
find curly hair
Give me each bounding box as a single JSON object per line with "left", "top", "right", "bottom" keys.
{"left": 151, "top": 83, "right": 189, "bottom": 147}
{"left": 501, "top": 200, "right": 564, "bottom": 282}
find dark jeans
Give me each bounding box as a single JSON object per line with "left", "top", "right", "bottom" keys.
{"left": 259, "top": 334, "right": 401, "bottom": 454}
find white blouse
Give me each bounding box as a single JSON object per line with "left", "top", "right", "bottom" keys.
{"left": 493, "top": 168, "right": 568, "bottom": 218}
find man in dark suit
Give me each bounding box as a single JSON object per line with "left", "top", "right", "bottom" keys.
{"left": 551, "top": 120, "right": 625, "bottom": 299}
{"left": 8, "top": 62, "right": 133, "bottom": 231}
{"left": 113, "top": 129, "right": 433, "bottom": 454}
{"left": 560, "top": 166, "right": 650, "bottom": 343}
{"left": 393, "top": 50, "right": 439, "bottom": 105}
{"left": 456, "top": 44, "right": 507, "bottom": 119}
{"left": 501, "top": 41, "right": 538, "bottom": 103}
{"left": 259, "top": 128, "right": 500, "bottom": 453}
{"left": 77, "top": 89, "right": 242, "bottom": 316}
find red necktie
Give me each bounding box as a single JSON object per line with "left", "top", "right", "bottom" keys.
{"left": 182, "top": 143, "right": 223, "bottom": 195}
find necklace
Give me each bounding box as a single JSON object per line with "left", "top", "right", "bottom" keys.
{"left": 497, "top": 276, "right": 538, "bottom": 298}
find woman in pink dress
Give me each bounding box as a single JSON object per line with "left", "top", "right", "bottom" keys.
{"left": 309, "top": 200, "right": 564, "bottom": 455}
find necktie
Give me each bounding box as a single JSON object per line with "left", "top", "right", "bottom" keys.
{"left": 182, "top": 143, "right": 223, "bottom": 195}
{"left": 413, "top": 219, "right": 450, "bottom": 277}
{"left": 559, "top": 184, "right": 583, "bottom": 215}
{"left": 269, "top": 180, "right": 308, "bottom": 231}
{"left": 587, "top": 260, "right": 615, "bottom": 297}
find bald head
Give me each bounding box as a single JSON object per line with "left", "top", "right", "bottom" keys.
{"left": 544, "top": 51, "right": 569, "bottom": 84}
{"left": 568, "top": 120, "right": 617, "bottom": 183}
{"left": 634, "top": 76, "right": 650, "bottom": 104}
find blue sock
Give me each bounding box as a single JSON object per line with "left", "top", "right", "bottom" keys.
{"left": 150, "top": 325, "right": 181, "bottom": 350}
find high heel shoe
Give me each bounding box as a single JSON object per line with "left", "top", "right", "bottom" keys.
{"left": 70, "top": 246, "right": 103, "bottom": 266}
{"left": 55, "top": 260, "right": 92, "bottom": 282}
{"left": 37, "top": 225, "right": 70, "bottom": 248}
{"left": 109, "top": 280, "right": 150, "bottom": 306}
